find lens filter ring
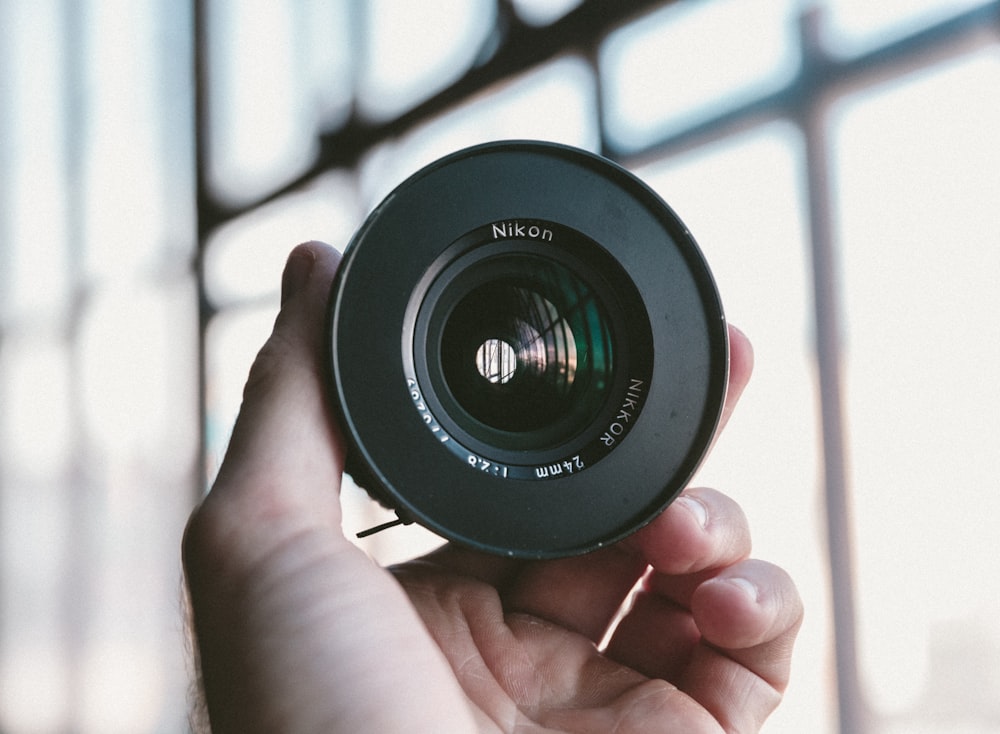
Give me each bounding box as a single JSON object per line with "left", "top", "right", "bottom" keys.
{"left": 327, "top": 141, "right": 728, "bottom": 558}
{"left": 407, "top": 224, "right": 652, "bottom": 476}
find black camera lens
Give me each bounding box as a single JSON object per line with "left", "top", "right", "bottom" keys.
{"left": 327, "top": 141, "right": 728, "bottom": 558}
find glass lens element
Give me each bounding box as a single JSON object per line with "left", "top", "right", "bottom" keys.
{"left": 439, "top": 255, "right": 612, "bottom": 442}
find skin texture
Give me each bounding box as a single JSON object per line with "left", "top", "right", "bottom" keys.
{"left": 183, "top": 241, "right": 803, "bottom": 733}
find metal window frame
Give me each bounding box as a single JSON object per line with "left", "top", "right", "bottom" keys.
{"left": 192, "top": 3, "right": 1000, "bottom": 732}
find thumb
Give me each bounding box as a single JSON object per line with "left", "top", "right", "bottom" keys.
{"left": 198, "top": 241, "right": 347, "bottom": 556}
{"left": 184, "top": 242, "right": 479, "bottom": 734}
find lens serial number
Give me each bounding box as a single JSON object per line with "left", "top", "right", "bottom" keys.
{"left": 406, "top": 378, "right": 450, "bottom": 444}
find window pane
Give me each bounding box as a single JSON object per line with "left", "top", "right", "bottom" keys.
{"left": 204, "top": 173, "right": 360, "bottom": 308}
{"left": 511, "top": 0, "right": 584, "bottom": 26}
{"left": 76, "top": 280, "right": 198, "bottom": 732}
{"left": 635, "top": 122, "right": 835, "bottom": 734}
{"left": 83, "top": 0, "right": 193, "bottom": 281}
{"left": 206, "top": 0, "right": 328, "bottom": 204}
{"left": 0, "top": 337, "right": 73, "bottom": 478}
{"left": 822, "top": 0, "right": 992, "bottom": 57}
{"left": 360, "top": 56, "right": 598, "bottom": 207}
{"left": 357, "top": 0, "right": 495, "bottom": 120}
{"left": 0, "top": 477, "right": 73, "bottom": 731}
{"left": 601, "top": 0, "right": 800, "bottom": 152}
{"left": 1, "top": 0, "right": 70, "bottom": 318}
{"left": 833, "top": 48, "right": 1000, "bottom": 726}
{"left": 79, "top": 280, "right": 199, "bottom": 468}
{"left": 301, "top": 0, "right": 355, "bottom": 128}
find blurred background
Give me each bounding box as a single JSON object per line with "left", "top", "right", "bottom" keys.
{"left": 1, "top": 0, "right": 998, "bottom": 731}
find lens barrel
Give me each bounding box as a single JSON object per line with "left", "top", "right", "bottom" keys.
{"left": 327, "top": 141, "right": 728, "bottom": 558}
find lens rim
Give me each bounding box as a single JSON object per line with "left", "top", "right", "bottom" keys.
{"left": 327, "top": 140, "right": 728, "bottom": 558}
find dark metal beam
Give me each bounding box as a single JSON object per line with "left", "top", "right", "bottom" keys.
{"left": 193, "top": 0, "right": 212, "bottom": 496}
{"left": 195, "top": 0, "right": 671, "bottom": 232}
{"left": 798, "top": 10, "right": 868, "bottom": 733}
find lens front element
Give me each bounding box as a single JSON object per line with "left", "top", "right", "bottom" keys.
{"left": 409, "top": 223, "right": 651, "bottom": 472}
{"left": 440, "top": 253, "right": 612, "bottom": 442}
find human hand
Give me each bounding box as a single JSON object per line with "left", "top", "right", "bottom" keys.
{"left": 183, "top": 241, "right": 802, "bottom": 733}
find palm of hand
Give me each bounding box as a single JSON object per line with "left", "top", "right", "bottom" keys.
{"left": 394, "top": 555, "right": 715, "bottom": 733}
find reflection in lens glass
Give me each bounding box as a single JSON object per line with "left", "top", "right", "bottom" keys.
{"left": 476, "top": 288, "right": 578, "bottom": 394}
{"left": 440, "top": 255, "right": 612, "bottom": 446}
{"left": 475, "top": 338, "right": 517, "bottom": 384}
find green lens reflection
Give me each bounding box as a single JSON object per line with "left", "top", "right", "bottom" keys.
{"left": 440, "top": 255, "right": 613, "bottom": 446}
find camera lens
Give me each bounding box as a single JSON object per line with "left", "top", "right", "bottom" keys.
{"left": 327, "top": 141, "right": 728, "bottom": 558}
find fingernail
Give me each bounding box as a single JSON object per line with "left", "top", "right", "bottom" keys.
{"left": 676, "top": 495, "right": 708, "bottom": 529}
{"left": 281, "top": 245, "right": 316, "bottom": 304}
{"left": 729, "top": 323, "right": 750, "bottom": 342}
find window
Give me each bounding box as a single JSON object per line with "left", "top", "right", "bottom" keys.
{"left": 1, "top": 1, "right": 998, "bottom": 731}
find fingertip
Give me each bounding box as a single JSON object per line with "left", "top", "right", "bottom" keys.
{"left": 691, "top": 560, "right": 802, "bottom": 654}
{"left": 624, "top": 500, "right": 710, "bottom": 576}
{"left": 691, "top": 575, "right": 767, "bottom": 650}
{"left": 270, "top": 241, "right": 342, "bottom": 359}
{"left": 680, "top": 558, "right": 802, "bottom": 727}
{"left": 712, "top": 324, "right": 753, "bottom": 437}
{"left": 727, "top": 323, "right": 754, "bottom": 400}
{"left": 281, "top": 241, "right": 340, "bottom": 305}
{"left": 624, "top": 488, "right": 751, "bottom": 577}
